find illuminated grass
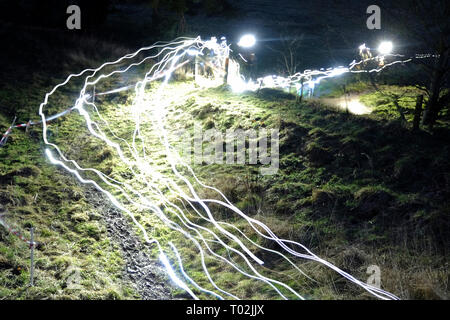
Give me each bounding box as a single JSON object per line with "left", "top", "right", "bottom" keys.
{"left": 1, "top": 70, "right": 448, "bottom": 299}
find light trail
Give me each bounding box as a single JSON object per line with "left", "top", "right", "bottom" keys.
{"left": 32, "top": 36, "right": 424, "bottom": 300}
{"left": 241, "top": 54, "right": 414, "bottom": 96}
{"left": 168, "top": 241, "right": 225, "bottom": 300}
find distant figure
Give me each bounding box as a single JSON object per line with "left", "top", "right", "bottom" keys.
{"left": 220, "top": 36, "right": 228, "bottom": 52}
{"left": 359, "top": 44, "right": 372, "bottom": 61}
{"left": 357, "top": 43, "right": 375, "bottom": 70}
{"left": 220, "top": 36, "right": 230, "bottom": 70}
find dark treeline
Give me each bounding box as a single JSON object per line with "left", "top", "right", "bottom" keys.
{"left": 0, "top": 0, "right": 235, "bottom": 32}
{"left": 0, "top": 0, "right": 109, "bottom": 30}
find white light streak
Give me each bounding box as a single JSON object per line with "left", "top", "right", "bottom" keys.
{"left": 35, "top": 36, "right": 409, "bottom": 300}
{"left": 159, "top": 251, "right": 199, "bottom": 300}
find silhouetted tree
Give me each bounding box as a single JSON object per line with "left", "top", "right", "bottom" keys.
{"left": 385, "top": 0, "right": 450, "bottom": 129}
{"left": 266, "top": 28, "right": 305, "bottom": 77}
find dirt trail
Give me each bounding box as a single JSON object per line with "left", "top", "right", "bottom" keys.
{"left": 84, "top": 186, "right": 175, "bottom": 300}
{"left": 318, "top": 94, "right": 372, "bottom": 115}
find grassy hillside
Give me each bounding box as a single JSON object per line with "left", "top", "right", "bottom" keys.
{"left": 153, "top": 83, "right": 449, "bottom": 299}
{"left": 1, "top": 73, "right": 448, "bottom": 299}
{"left": 0, "top": 114, "right": 139, "bottom": 299}
{"left": 0, "top": 21, "right": 448, "bottom": 299}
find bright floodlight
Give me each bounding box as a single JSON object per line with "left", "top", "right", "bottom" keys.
{"left": 378, "top": 41, "right": 393, "bottom": 55}
{"left": 238, "top": 34, "right": 256, "bottom": 48}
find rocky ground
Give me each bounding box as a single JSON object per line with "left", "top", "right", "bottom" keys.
{"left": 84, "top": 185, "right": 174, "bottom": 300}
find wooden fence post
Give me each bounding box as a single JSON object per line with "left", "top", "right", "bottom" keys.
{"left": 413, "top": 95, "right": 424, "bottom": 131}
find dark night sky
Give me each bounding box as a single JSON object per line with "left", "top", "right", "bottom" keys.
{"left": 187, "top": 0, "right": 396, "bottom": 70}
{"left": 105, "top": 0, "right": 397, "bottom": 71}
{"left": 0, "top": 0, "right": 419, "bottom": 80}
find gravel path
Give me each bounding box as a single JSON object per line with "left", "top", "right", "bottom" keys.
{"left": 85, "top": 186, "right": 174, "bottom": 300}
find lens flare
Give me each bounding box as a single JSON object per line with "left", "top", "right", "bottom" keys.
{"left": 378, "top": 41, "right": 393, "bottom": 55}
{"left": 237, "top": 34, "right": 256, "bottom": 48}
